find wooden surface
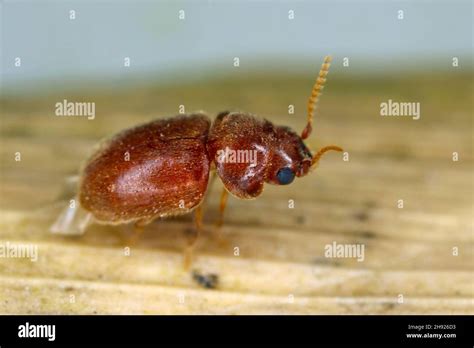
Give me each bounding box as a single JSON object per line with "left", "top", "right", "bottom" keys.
{"left": 0, "top": 70, "right": 473, "bottom": 314}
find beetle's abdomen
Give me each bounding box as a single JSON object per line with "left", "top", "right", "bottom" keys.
{"left": 79, "top": 114, "right": 211, "bottom": 224}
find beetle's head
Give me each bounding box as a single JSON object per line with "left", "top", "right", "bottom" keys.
{"left": 267, "top": 55, "right": 343, "bottom": 186}
{"left": 266, "top": 126, "right": 313, "bottom": 185}
{"left": 210, "top": 56, "right": 342, "bottom": 199}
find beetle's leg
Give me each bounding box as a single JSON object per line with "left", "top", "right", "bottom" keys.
{"left": 214, "top": 188, "right": 229, "bottom": 247}
{"left": 126, "top": 219, "right": 150, "bottom": 246}
{"left": 183, "top": 204, "right": 203, "bottom": 270}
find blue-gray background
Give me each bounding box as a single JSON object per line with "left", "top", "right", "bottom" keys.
{"left": 1, "top": 0, "right": 472, "bottom": 94}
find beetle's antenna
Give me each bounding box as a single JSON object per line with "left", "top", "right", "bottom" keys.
{"left": 302, "top": 56, "right": 342, "bottom": 170}
{"left": 302, "top": 55, "right": 332, "bottom": 140}
{"left": 311, "top": 145, "right": 343, "bottom": 170}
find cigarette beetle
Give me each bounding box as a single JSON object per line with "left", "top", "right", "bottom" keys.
{"left": 51, "top": 56, "right": 343, "bottom": 268}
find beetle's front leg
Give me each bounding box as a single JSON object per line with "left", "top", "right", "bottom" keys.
{"left": 214, "top": 188, "right": 230, "bottom": 247}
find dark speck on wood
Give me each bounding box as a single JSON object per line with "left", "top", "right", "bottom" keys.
{"left": 192, "top": 270, "right": 219, "bottom": 289}
{"left": 357, "top": 230, "right": 376, "bottom": 239}
{"left": 295, "top": 215, "right": 306, "bottom": 225}
{"left": 354, "top": 211, "right": 370, "bottom": 222}
{"left": 364, "top": 200, "right": 377, "bottom": 209}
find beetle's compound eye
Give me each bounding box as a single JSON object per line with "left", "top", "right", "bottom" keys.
{"left": 276, "top": 167, "right": 295, "bottom": 185}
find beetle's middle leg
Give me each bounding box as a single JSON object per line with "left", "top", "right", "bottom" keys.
{"left": 123, "top": 218, "right": 153, "bottom": 247}
{"left": 214, "top": 188, "right": 230, "bottom": 247}
{"left": 183, "top": 204, "right": 203, "bottom": 270}
{"left": 128, "top": 219, "right": 149, "bottom": 246}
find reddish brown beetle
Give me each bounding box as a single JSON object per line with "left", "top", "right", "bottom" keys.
{"left": 51, "top": 56, "right": 342, "bottom": 268}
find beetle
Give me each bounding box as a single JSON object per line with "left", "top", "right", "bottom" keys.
{"left": 51, "top": 56, "right": 343, "bottom": 268}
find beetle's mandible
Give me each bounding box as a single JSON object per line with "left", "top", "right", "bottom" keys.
{"left": 51, "top": 56, "right": 343, "bottom": 268}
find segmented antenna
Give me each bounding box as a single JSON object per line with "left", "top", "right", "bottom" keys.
{"left": 301, "top": 55, "right": 332, "bottom": 140}
{"left": 311, "top": 145, "right": 343, "bottom": 170}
